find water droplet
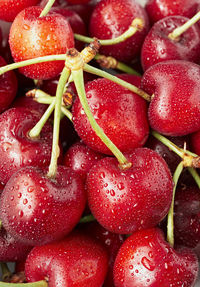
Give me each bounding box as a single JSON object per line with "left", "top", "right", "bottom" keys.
{"left": 141, "top": 257, "right": 155, "bottom": 271}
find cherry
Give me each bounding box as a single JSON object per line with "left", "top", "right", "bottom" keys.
{"left": 141, "top": 60, "right": 200, "bottom": 136}
{"left": 66, "top": 0, "right": 91, "bottom": 5}
{"left": 87, "top": 148, "right": 173, "bottom": 234}
{"left": 89, "top": 0, "right": 149, "bottom": 63}
{"left": 0, "top": 165, "right": 86, "bottom": 245}
{"left": 63, "top": 141, "right": 103, "bottom": 181}
{"left": 9, "top": 6, "right": 74, "bottom": 80}
{"left": 191, "top": 130, "right": 200, "bottom": 155}
{"left": 72, "top": 77, "right": 149, "bottom": 155}
{"left": 0, "top": 0, "right": 41, "bottom": 22}
{"left": 114, "top": 228, "right": 198, "bottom": 287}
{"left": 141, "top": 16, "right": 200, "bottom": 71}
{"left": 12, "top": 96, "right": 47, "bottom": 116}
{"left": 145, "top": 0, "right": 200, "bottom": 25}
{"left": 25, "top": 231, "right": 108, "bottom": 286}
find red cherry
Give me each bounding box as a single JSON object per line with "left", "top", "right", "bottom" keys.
{"left": 13, "top": 96, "right": 47, "bottom": 115}
{"left": 0, "top": 165, "right": 86, "bottom": 245}
{"left": 141, "top": 16, "right": 200, "bottom": 71}
{"left": 89, "top": 0, "right": 149, "bottom": 63}
{"left": 66, "top": 0, "right": 91, "bottom": 5}
{"left": 9, "top": 6, "right": 74, "bottom": 80}
{"left": 25, "top": 231, "right": 108, "bottom": 287}
{"left": 114, "top": 228, "right": 198, "bottom": 287}
{"left": 190, "top": 130, "right": 200, "bottom": 155}
{"left": 141, "top": 60, "right": 200, "bottom": 136}
{"left": 87, "top": 148, "right": 173, "bottom": 234}
{"left": 145, "top": 0, "right": 200, "bottom": 25}
{"left": 72, "top": 78, "right": 149, "bottom": 155}
{"left": 0, "top": 0, "right": 41, "bottom": 22}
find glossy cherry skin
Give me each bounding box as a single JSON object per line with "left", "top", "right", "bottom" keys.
{"left": 141, "top": 16, "right": 200, "bottom": 71}
{"left": 114, "top": 228, "right": 198, "bottom": 287}
{"left": 25, "top": 231, "right": 108, "bottom": 287}
{"left": 72, "top": 78, "right": 149, "bottom": 155}
{"left": 190, "top": 130, "right": 200, "bottom": 155}
{"left": 141, "top": 60, "right": 200, "bottom": 136}
{"left": 87, "top": 148, "right": 173, "bottom": 234}
{"left": 89, "top": 0, "right": 149, "bottom": 63}
{"left": 0, "top": 165, "right": 86, "bottom": 245}
{"left": 145, "top": 0, "right": 200, "bottom": 25}
{"left": 0, "top": 107, "right": 54, "bottom": 185}
{"left": 12, "top": 96, "right": 47, "bottom": 116}
{"left": 9, "top": 6, "right": 74, "bottom": 80}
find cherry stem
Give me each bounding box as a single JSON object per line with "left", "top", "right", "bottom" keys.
{"left": 84, "top": 64, "right": 151, "bottom": 101}
{"left": 0, "top": 263, "right": 11, "bottom": 281}
{"left": 0, "top": 54, "right": 66, "bottom": 76}
{"left": 188, "top": 167, "right": 200, "bottom": 189}
{"left": 168, "top": 11, "right": 200, "bottom": 41}
{"left": 47, "top": 67, "right": 70, "bottom": 178}
{"left": 79, "top": 214, "right": 96, "bottom": 223}
{"left": 75, "top": 18, "right": 144, "bottom": 46}
{"left": 72, "top": 68, "right": 132, "bottom": 169}
{"left": 167, "top": 161, "right": 184, "bottom": 247}
{"left": 40, "top": 0, "right": 56, "bottom": 17}
{"left": 0, "top": 281, "right": 47, "bottom": 287}
{"left": 95, "top": 54, "right": 141, "bottom": 75}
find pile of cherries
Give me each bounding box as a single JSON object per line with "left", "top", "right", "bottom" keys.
{"left": 0, "top": 0, "right": 200, "bottom": 286}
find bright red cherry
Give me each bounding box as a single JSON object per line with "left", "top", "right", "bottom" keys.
{"left": 0, "top": 166, "right": 86, "bottom": 245}
{"left": 114, "top": 228, "right": 198, "bottom": 287}
{"left": 25, "top": 231, "right": 108, "bottom": 287}
{"left": 72, "top": 78, "right": 149, "bottom": 155}
{"left": 190, "top": 130, "right": 200, "bottom": 155}
{"left": 9, "top": 6, "right": 74, "bottom": 80}
{"left": 87, "top": 148, "right": 173, "bottom": 234}
{"left": 89, "top": 0, "right": 149, "bottom": 63}
{"left": 145, "top": 0, "right": 200, "bottom": 25}
{"left": 141, "top": 60, "right": 200, "bottom": 136}
{"left": 141, "top": 16, "right": 200, "bottom": 71}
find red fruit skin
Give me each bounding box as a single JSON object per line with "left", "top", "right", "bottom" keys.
{"left": 114, "top": 228, "right": 198, "bottom": 287}
{"left": 25, "top": 232, "right": 108, "bottom": 287}
{"left": 0, "top": 166, "right": 86, "bottom": 245}
{"left": 9, "top": 7, "right": 74, "bottom": 80}
{"left": 141, "top": 16, "right": 200, "bottom": 71}
{"left": 87, "top": 148, "right": 173, "bottom": 234}
{"left": 66, "top": 0, "right": 91, "bottom": 4}
{"left": 0, "top": 56, "right": 18, "bottom": 113}
{"left": 145, "top": 0, "right": 200, "bottom": 25}
{"left": 141, "top": 60, "right": 200, "bottom": 136}
{"left": 190, "top": 130, "right": 200, "bottom": 155}
{"left": 89, "top": 0, "right": 149, "bottom": 63}
{"left": 72, "top": 78, "right": 149, "bottom": 155}
{"left": 13, "top": 96, "right": 47, "bottom": 115}
{"left": 0, "top": 0, "right": 41, "bottom": 22}
{"left": 0, "top": 107, "right": 54, "bottom": 185}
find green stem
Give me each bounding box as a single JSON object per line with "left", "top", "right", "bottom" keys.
{"left": 72, "top": 68, "right": 131, "bottom": 169}
{"left": 61, "top": 107, "right": 73, "bottom": 122}
{"left": 188, "top": 167, "right": 200, "bottom": 189}
{"left": 40, "top": 0, "right": 56, "bottom": 17}
{"left": 0, "top": 263, "right": 11, "bottom": 281}
{"left": 79, "top": 214, "right": 96, "bottom": 223}
{"left": 84, "top": 64, "right": 151, "bottom": 102}
{"left": 167, "top": 161, "right": 184, "bottom": 247}
{"left": 0, "top": 281, "right": 47, "bottom": 287}
{"left": 75, "top": 18, "right": 144, "bottom": 46}
{"left": 47, "top": 67, "right": 71, "bottom": 178}
{"left": 29, "top": 99, "right": 56, "bottom": 138}
{"left": 0, "top": 55, "right": 66, "bottom": 76}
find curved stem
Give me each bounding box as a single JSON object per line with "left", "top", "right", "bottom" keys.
{"left": 0, "top": 55, "right": 66, "bottom": 76}
{"left": 75, "top": 18, "right": 144, "bottom": 46}
{"left": 61, "top": 107, "right": 73, "bottom": 122}
{"left": 188, "top": 167, "right": 200, "bottom": 189}
{"left": 84, "top": 64, "right": 151, "bottom": 102}
{"left": 40, "top": 0, "right": 56, "bottom": 17}
{"left": 167, "top": 161, "right": 184, "bottom": 247}
{"left": 72, "top": 68, "right": 131, "bottom": 169}
{"left": 47, "top": 67, "right": 70, "bottom": 178}
{"left": 0, "top": 281, "right": 47, "bottom": 287}
{"left": 169, "top": 11, "right": 200, "bottom": 41}
{"left": 79, "top": 214, "right": 95, "bottom": 223}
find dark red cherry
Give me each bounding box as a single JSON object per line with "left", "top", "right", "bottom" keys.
{"left": 114, "top": 228, "right": 198, "bottom": 287}
{"left": 145, "top": 0, "right": 200, "bottom": 25}
{"left": 0, "top": 107, "right": 54, "bottom": 184}
{"left": 9, "top": 6, "right": 74, "bottom": 80}
{"left": 66, "top": 0, "right": 91, "bottom": 4}
{"left": 141, "top": 16, "right": 200, "bottom": 71}
{"left": 0, "top": 165, "right": 86, "bottom": 245}
{"left": 72, "top": 78, "right": 149, "bottom": 155}
{"left": 87, "top": 148, "right": 173, "bottom": 234}
{"left": 190, "top": 130, "right": 200, "bottom": 155}
{"left": 89, "top": 0, "right": 149, "bottom": 63}
{"left": 12, "top": 96, "right": 47, "bottom": 116}
{"left": 0, "top": 0, "right": 41, "bottom": 22}
{"left": 141, "top": 60, "right": 200, "bottom": 136}
{"left": 63, "top": 141, "right": 103, "bottom": 181}
{"left": 25, "top": 231, "right": 108, "bottom": 287}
